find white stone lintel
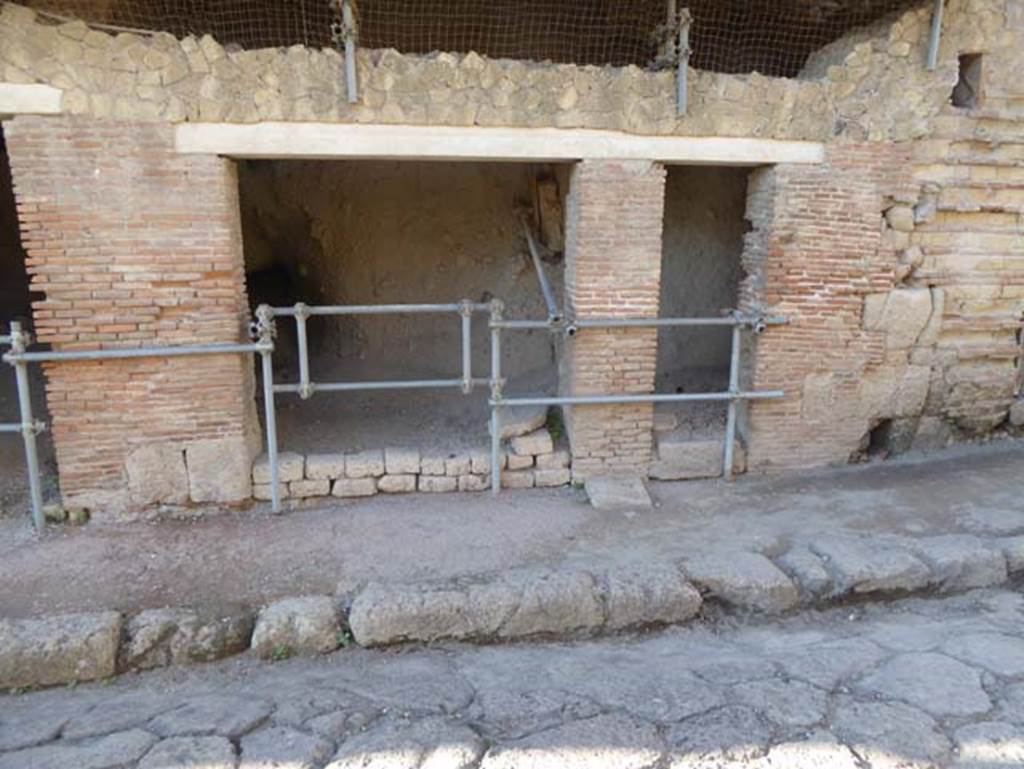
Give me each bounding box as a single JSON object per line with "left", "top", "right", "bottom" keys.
{"left": 176, "top": 122, "right": 824, "bottom": 166}
{"left": 0, "top": 83, "right": 63, "bottom": 116}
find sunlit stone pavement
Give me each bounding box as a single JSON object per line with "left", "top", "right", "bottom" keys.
{"left": 4, "top": 586, "right": 1024, "bottom": 768}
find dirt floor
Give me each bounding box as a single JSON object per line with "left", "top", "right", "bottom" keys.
{"left": 0, "top": 438, "right": 1021, "bottom": 619}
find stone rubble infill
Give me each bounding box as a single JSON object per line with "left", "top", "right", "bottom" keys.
{"left": 2, "top": 531, "right": 1024, "bottom": 689}
{"left": 251, "top": 428, "right": 571, "bottom": 502}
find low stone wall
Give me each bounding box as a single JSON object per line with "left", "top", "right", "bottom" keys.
{"left": 252, "top": 427, "right": 571, "bottom": 501}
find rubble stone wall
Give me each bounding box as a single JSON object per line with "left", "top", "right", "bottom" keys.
{"left": 0, "top": 1, "right": 958, "bottom": 142}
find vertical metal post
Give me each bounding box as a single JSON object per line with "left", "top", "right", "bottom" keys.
{"left": 489, "top": 300, "right": 504, "bottom": 495}
{"left": 342, "top": 0, "right": 358, "bottom": 103}
{"left": 10, "top": 322, "right": 44, "bottom": 530}
{"left": 722, "top": 319, "right": 742, "bottom": 481}
{"left": 295, "top": 303, "right": 312, "bottom": 400}
{"left": 460, "top": 300, "right": 473, "bottom": 394}
{"left": 256, "top": 306, "right": 281, "bottom": 514}
{"left": 926, "top": 0, "right": 944, "bottom": 71}
{"left": 676, "top": 8, "right": 692, "bottom": 116}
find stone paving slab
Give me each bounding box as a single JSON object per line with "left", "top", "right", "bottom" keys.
{"left": 583, "top": 476, "right": 652, "bottom": 512}
{"left": 2, "top": 587, "right": 1024, "bottom": 768}
{"left": 0, "top": 610, "right": 121, "bottom": 689}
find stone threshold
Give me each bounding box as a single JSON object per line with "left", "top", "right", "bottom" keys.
{"left": 3, "top": 529, "right": 1023, "bottom": 691}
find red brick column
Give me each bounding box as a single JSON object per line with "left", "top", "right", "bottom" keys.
{"left": 5, "top": 116, "right": 259, "bottom": 519}
{"left": 562, "top": 160, "right": 666, "bottom": 479}
{"left": 740, "top": 144, "right": 915, "bottom": 470}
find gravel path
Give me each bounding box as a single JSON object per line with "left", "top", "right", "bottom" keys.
{"left": 3, "top": 586, "right": 1024, "bottom": 768}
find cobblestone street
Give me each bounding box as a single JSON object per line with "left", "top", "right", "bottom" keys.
{"left": 3, "top": 586, "right": 1024, "bottom": 768}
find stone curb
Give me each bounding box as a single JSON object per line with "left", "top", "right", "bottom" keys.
{"left": 2, "top": 533, "right": 1023, "bottom": 690}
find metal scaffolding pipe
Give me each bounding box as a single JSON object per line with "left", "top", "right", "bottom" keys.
{"left": 926, "top": 0, "right": 944, "bottom": 71}
{"left": 255, "top": 306, "right": 281, "bottom": 514}
{"left": 521, "top": 217, "right": 561, "bottom": 321}
{"left": 272, "top": 303, "right": 490, "bottom": 317}
{"left": 489, "top": 301, "right": 504, "bottom": 495}
{"left": 294, "top": 304, "right": 312, "bottom": 400}
{"left": 4, "top": 342, "right": 269, "bottom": 364}
{"left": 676, "top": 7, "right": 692, "bottom": 116}
{"left": 260, "top": 348, "right": 281, "bottom": 513}
{"left": 9, "top": 322, "right": 44, "bottom": 530}
{"left": 489, "top": 319, "right": 555, "bottom": 330}
{"left": 574, "top": 316, "right": 787, "bottom": 329}
{"left": 274, "top": 378, "right": 489, "bottom": 394}
{"left": 493, "top": 391, "right": 784, "bottom": 408}
{"left": 722, "top": 323, "right": 742, "bottom": 481}
{"left": 0, "top": 424, "right": 22, "bottom": 433}
{"left": 460, "top": 301, "right": 473, "bottom": 394}
{"left": 341, "top": 0, "right": 358, "bottom": 103}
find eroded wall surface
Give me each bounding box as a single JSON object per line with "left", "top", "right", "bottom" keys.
{"left": 238, "top": 160, "right": 562, "bottom": 379}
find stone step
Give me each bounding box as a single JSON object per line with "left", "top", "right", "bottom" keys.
{"left": 584, "top": 476, "right": 653, "bottom": 512}
{"left": 650, "top": 433, "right": 746, "bottom": 481}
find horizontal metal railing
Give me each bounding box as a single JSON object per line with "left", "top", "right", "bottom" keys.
{"left": 1, "top": 319, "right": 274, "bottom": 530}
{"left": 267, "top": 301, "right": 490, "bottom": 402}
{"left": 3, "top": 297, "right": 787, "bottom": 529}
{"left": 257, "top": 301, "right": 494, "bottom": 511}
{"left": 6, "top": 342, "right": 269, "bottom": 363}
{"left": 485, "top": 308, "right": 786, "bottom": 493}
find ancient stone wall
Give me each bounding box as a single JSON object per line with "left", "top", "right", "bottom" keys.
{"left": 0, "top": 0, "right": 1004, "bottom": 145}
{"left": 3, "top": 116, "right": 260, "bottom": 518}
{"left": 0, "top": 0, "right": 1020, "bottom": 501}
{"left": 739, "top": 143, "right": 929, "bottom": 469}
